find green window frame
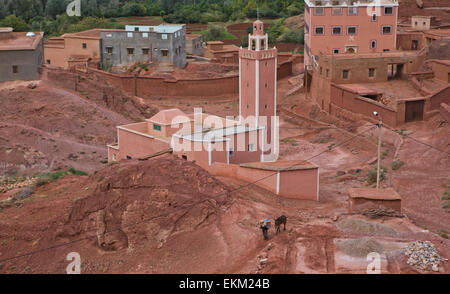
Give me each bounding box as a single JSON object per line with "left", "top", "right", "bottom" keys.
{"left": 153, "top": 124, "right": 161, "bottom": 131}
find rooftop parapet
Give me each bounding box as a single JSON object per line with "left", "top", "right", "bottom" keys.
{"left": 305, "top": 0, "right": 398, "bottom": 7}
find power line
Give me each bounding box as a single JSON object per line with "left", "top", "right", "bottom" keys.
{"left": 0, "top": 125, "right": 376, "bottom": 265}
{"left": 389, "top": 130, "right": 450, "bottom": 155}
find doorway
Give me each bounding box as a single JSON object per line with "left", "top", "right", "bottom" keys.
{"left": 411, "top": 40, "right": 418, "bottom": 50}
{"left": 388, "top": 64, "right": 404, "bottom": 80}
{"left": 405, "top": 100, "right": 424, "bottom": 122}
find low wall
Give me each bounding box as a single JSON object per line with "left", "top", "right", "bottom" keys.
{"left": 430, "top": 86, "right": 450, "bottom": 110}
{"left": 330, "top": 84, "right": 401, "bottom": 127}
{"left": 91, "top": 68, "right": 239, "bottom": 97}
{"left": 205, "top": 162, "right": 319, "bottom": 201}
{"left": 349, "top": 198, "right": 401, "bottom": 213}
{"left": 90, "top": 57, "right": 293, "bottom": 97}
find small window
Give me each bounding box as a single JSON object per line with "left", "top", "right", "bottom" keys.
{"left": 265, "top": 82, "right": 268, "bottom": 88}
{"left": 161, "top": 49, "right": 168, "bottom": 57}
{"left": 82, "top": 43, "right": 87, "bottom": 49}
{"left": 46, "top": 60, "right": 51, "bottom": 64}
{"left": 314, "top": 26, "right": 324, "bottom": 35}
{"left": 153, "top": 124, "right": 161, "bottom": 131}
{"left": 320, "top": 67, "right": 323, "bottom": 75}
{"left": 127, "top": 48, "right": 134, "bottom": 55}
{"left": 106, "top": 33, "right": 112, "bottom": 38}
{"left": 12, "top": 65, "right": 18, "bottom": 74}
{"left": 348, "top": 7, "right": 358, "bottom": 15}
{"left": 314, "top": 7, "right": 324, "bottom": 15}
{"left": 248, "top": 144, "right": 255, "bottom": 152}
{"left": 142, "top": 48, "right": 149, "bottom": 55}
{"left": 265, "top": 104, "right": 268, "bottom": 109}
{"left": 369, "top": 68, "right": 375, "bottom": 77}
{"left": 333, "top": 49, "right": 340, "bottom": 54}
{"left": 370, "top": 40, "right": 376, "bottom": 49}
{"left": 383, "top": 49, "right": 390, "bottom": 52}
{"left": 382, "top": 26, "right": 392, "bottom": 34}
{"left": 332, "top": 7, "right": 342, "bottom": 15}
{"left": 228, "top": 148, "right": 234, "bottom": 156}
{"left": 332, "top": 26, "right": 342, "bottom": 35}
{"left": 143, "top": 32, "right": 148, "bottom": 38}
{"left": 347, "top": 26, "right": 357, "bottom": 35}
{"left": 415, "top": 21, "right": 418, "bottom": 25}
{"left": 112, "top": 154, "right": 116, "bottom": 161}
{"left": 127, "top": 32, "right": 133, "bottom": 38}
{"left": 161, "top": 34, "right": 167, "bottom": 40}
{"left": 326, "top": 69, "right": 329, "bottom": 77}
{"left": 134, "top": 27, "right": 139, "bottom": 32}
{"left": 372, "top": 13, "right": 377, "bottom": 21}
{"left": 384, "top": 7, "right": 393, "bottom": 15}
{"left": 423, "top": 22, "right": 426, "bottom": 25}
{"left": 126, "top": 156, "right": 132, "bottom": 160}
{"left": 106, "top": 46, "right": 113, "bottom": 54}
{"left": 342, "top": 70, "right": 349, "bottom": 79}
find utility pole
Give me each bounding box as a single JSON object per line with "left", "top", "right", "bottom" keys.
{"left": 374, "top": 112, "right": 382, "bottom": 189}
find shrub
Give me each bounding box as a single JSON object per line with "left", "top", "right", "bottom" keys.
{"left": 391, "top": 160, "right": 404, "bottom": 170}
{"left": 442, "top": 201, "right": 450, "bottom": 209}
{"left": 367, "top": 166, "right": 387, "bottom": 185}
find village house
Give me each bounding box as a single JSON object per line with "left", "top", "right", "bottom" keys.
{"left": 0, "top": 27, "right": 43, "bottom": 82}
{"left": 185, "top": 33, "right": 203, "bottom": 56}
{"left": 101, "top": 24, "right": 187, "bottom": 68}
{"left": 107, "top": 20, "right": 319, "bottom": 201}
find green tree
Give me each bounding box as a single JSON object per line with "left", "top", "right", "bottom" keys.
{"left": 0, "top": 14, "right": 29, "bottom": 31}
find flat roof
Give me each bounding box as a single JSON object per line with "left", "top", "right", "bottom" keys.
{"left": 125, "top": 24, "right": 184, "bottom": 34}
{"left": 0, "top": 31, "right": 43, "bottom": 51}
{"left": 348, "top": 188, "right": 401, "bottom": 201}
{"left": 186, "top": 34, "right": 201, "bottom": 40}
{"left": 424, "top": 29, "right": 450, "bottom": 37}
{"left": 63, "top": 29, "right": 125, "bottom": 39}
{"left": 175, "top": 125, "right": 262, "bottom": 142}
{"left": 429, "top": 59, "right": 450, "bottom": 66}
{"left": 0, "top": 27, "right": 13, "bottom": 33}
{"left": 240, "top": 160, "right": 318, "bottom": 171}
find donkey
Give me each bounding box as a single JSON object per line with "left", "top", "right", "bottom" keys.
{"left": 275, "top": 215, "right": 287, "bottom": 234}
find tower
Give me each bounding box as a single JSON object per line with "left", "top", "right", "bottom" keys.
{"left": 239, "top": 20, "right": 278, "bottom": 150}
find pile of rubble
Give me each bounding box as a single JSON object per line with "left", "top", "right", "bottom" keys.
{"left": 404, "top": 241, "right": 448, "bottom": 272}
{"left": 0, "top": 176, "right": 36, "bottom": 193}
{"left": 362, "top": 208, "right": 403, "bottom": 219}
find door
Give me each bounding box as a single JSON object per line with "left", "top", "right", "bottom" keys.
{"left": 405, "top": 100, "right": 424, "bottom": 122}
{"left": 411, "top": 40, "right": 418, "bottom": 50}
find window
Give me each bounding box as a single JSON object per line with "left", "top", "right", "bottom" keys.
{"left": 383, "top": 49, "right": 390, "bottom": 52}
{"left": 320, "top": 67, "right": 323, "bottom": 75}
{"left": 12, "top": 65, "right": 18, "bottom": 74}
{"left": 143, "top": 32, "right": 148, "bottom": 38}
{"left": 161, "top": 34, "right": 167, "bottom": 40}
{"left": 161, "top": 49, "right": 169, "bottom": 57}
{"left": 106, "top": 46, "right": 113, "bottom": 54}
{"left": 106, "top": 33, "right": 112, "bottom": 38}
{"left": 265, "top": 82, "right": 268, "bottom": 88}
{"left": 314, "top": 7, "right": 324, "bottom": 15}
{"left": 46, "top": 60, "right": 51, "bottom": 64}
{"left": 314, "top": 26, "right": 324, "bottom": 35}
{"left": 382, "top": 25, "right": 392, "bottom": 34}
{"left": 142, "top": 48, "right": 149, "bottom": 55}
{"left": 370, "top": 40, "right": 376, "bottom": 49}
{"left": 369, "top": 68, "right": 375, "bottom": 77}
{"left": 333, "top": 49, "right": 340, "bottom": 54}
{"left": 348, "top": 7, "right": 358, "bottom": 15}
{"left": 82, "top": 43, "right": 87, "bottom": 49}
{"left": 332, "top": 26, "right": 342, "bottom": 35}
{"left": 127, "top": 32, "right": 133, "bottom": 38}
{"left": 305, "top": 23, "right": 309, "bottom": 34}
{"left": 384, "top": 7, "right": 393, "bottom": 15}
{"left": 153, "top": 124, "right": 161, "bottom": 131}
{"left": 415, "top": 21, "right": 418, "bottom": 25}
{"left": 372, "top": 13, "right": 377, "bottom": 21}
{"left": 134, "top": 27, "right": 139, "bottom": 32}
{"left": 248, "top": 144, "right": 255, "bottom": 152}
{"left": 112, "top": 154, "right": 116, "bottom": 161}
{"left": 126, "top": 156, "right": 132, "bottom": 160}
{"left": 347, "top": 26, "right": 357, "bottom": 35}
{"left": 265, "top": 104, "right": 268, "bottom": 109}
{"left": 326, "top": 69, "right": 329, "bottom": 77}
{"left": 342, "top": 70, "right": 349, "bottom": 79}
{"left": 127, "top": 48, "right": 134, "bottom": 55}
{"left": 228, "top": 148, "right": 234, "bottom": 156}
{"left": 332, "top": 7, "right": 342, "bottom": 15}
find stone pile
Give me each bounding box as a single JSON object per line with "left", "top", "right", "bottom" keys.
{"left": 404, "top": 241, "right": 448, "bottom": 272}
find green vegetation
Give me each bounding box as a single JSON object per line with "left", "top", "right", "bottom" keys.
{"left": 391, "top": 159, "right": 404, "bottom": 170}
{"left": 200, "top": 24, "right": 235, "bottom": 42}
{"left": 34, "top": 168, "right": 88, "bottom": 186}
{"left": 0, "top": 1, "right": 304, "bottom": 36}
{"left": 366, "top": 166, "right": 387, "bottom": 185}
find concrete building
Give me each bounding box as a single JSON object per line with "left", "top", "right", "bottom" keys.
{"left": 0, "top": 28, "right": 44, "bottom": 82}
{"left": 107, "top": 20, "right": 320, "bottom": 201}
{"left": 100, "top": 24, "right": 187, "bottom": 68}
{"left": 44, "top": 29, "right": 123, "bottom": 69}
{"left": 186, "top": 34, "right": 203, "bottom": 56}
{"left": 304, "top": 0, "right": 398, "bottom": 67}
